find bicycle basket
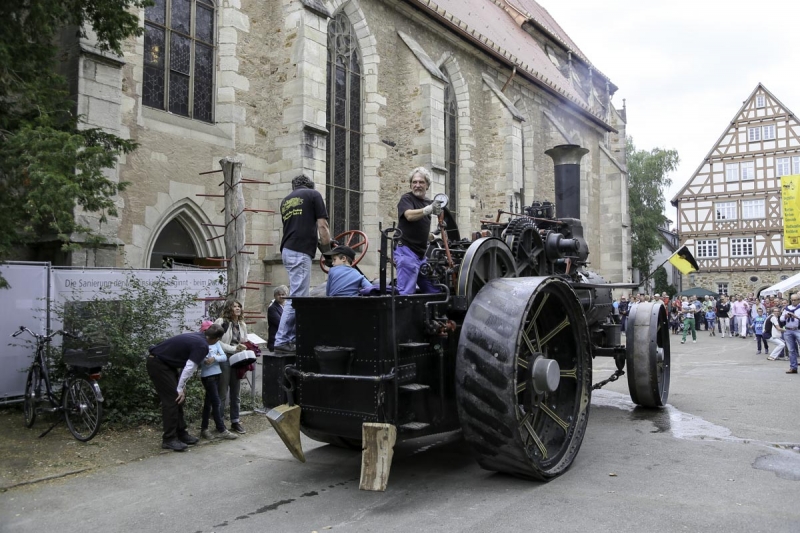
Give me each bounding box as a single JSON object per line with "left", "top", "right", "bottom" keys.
{"left": 63, "top": 334, "right": 111, "bottom": 369}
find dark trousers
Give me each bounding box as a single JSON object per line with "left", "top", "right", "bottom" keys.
{"left": 756, "top": 334, "right": 765, "bottom": 352}
{"left": 201, "top": 374, "right": 225, "bottom": 432}
{"left": 146, "top": 355, "right": 188, "bottom": 442}
{"left": 620, "top": 315, "right": 627, "bottom": 333}
{"left": 218, "top": 361, "right": 241, "bottom": 423}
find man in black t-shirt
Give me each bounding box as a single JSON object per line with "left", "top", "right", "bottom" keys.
{"left": 395, "top": 167, "right": 442, "bottom": 295}
{"left": 146, "top": 324, "right": 225, "bottom": 451}
{"left": 274, "top": 175, "right": 330, "bottom": 354}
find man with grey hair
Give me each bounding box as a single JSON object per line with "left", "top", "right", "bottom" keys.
{"left": 395, "top": 167, "right": 442, "bottom": 295}
{"left": 274, "top": 175, "right": 330, "bottom": 353}
{"left": 267, "top": 285, "right": 288, "bottom": 352}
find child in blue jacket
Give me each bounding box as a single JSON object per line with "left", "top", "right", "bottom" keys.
{"left": 705, "top": 308, "right": 717, "bottom": 336}
{"left": 200, "top": 322, "right": 238, "bottom": 440}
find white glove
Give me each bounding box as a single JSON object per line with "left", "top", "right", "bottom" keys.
{"left": 422, "top": 200, "right": 443, "bottom": 216}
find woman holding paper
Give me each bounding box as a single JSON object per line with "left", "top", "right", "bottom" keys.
{"left": 215, "top": 300, "right": 251, "bottom": 434}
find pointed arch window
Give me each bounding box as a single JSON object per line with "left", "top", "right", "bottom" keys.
{"left": 143, "top": 0, "right": 215, "bottom": 123}
{"left": 443, "top": 71, "right": 458, "bottom": 213}
{"left": 326, "top": 13, "right": 362, "bottom": 237}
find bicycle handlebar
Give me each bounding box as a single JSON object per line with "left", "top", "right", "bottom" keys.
{"left": 11, "top": 326, "right": 70, "bottom": 341}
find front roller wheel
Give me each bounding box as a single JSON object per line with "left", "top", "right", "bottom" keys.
{"left": 63, "top": 378, "right": 103, "bottom": 442}
{"left": 626, "top": 302, "right": 670, "bottom": 407}
{"left": 456, "top": 277, "right": 592, "bottom": 480}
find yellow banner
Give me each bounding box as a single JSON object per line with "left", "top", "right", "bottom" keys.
{"left": 783, "top": 175, "right": 800, "bottom": 250}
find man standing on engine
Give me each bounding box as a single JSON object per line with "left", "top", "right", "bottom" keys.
{"left": 395, "top": 167, "right": 442, "bottom": 295}
{"left": 273, "top": 175, "right": 330, "bottom": 354}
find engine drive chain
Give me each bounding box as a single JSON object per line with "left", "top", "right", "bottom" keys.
{"left": 592, "top": 369, "right": 625, "bottom": 390}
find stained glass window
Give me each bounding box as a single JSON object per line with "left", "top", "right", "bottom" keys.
{"left": 326, "top": 13, "right": 362, "bottom": 237}
{"left": 443, "top": 71, "right": 458, "bottom": 213}
{"left": 144, "top": 0, "right": 215, "bottom": 123}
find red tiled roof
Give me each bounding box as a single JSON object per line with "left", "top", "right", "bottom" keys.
{"left": 411, "top": 0, "right": 614, "bottom": 130}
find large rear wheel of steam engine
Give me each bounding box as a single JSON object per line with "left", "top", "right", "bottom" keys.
{"left": 626, "top": 302, "right": 670, "bottom": 407}
{"left": 456, "top": 277, "right": 592, "bottom": 480}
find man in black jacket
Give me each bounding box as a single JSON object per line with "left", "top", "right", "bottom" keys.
{"left": 267, "top": 285, "right": 288, "bottom": 352}
{"left": 147, "top": 324, "right": 225, "bottom": 451}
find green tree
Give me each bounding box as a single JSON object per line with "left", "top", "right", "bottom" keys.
{"left": 0, "top": 0, "right": 147, "bottom": 287}
{"left": 653, "top": 266, "right": 677, "bottom": 297}
{"left": 627, "top": 137, "right": 680, "bottom": 283}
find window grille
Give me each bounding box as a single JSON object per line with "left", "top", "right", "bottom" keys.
{"left": 143, "top": 0, "right": 215, "bottom": 122}
{"left": 443, "top": 71, "right": 458, "bottom": 213}
{"left": 325, "top": 13, "right": 362, "bottom": 237}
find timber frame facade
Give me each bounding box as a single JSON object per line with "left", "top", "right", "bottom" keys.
{"left": 672, "top": 84, "right": 800, "bottom": 296}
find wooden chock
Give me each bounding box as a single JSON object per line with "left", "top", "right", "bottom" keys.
{"left": 266, "top": 405, "right": 305, "bottom": 463}
{"left": 359, "top": 423, "right": 397, "bottom": 491}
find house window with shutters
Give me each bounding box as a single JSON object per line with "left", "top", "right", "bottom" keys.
{"left": 143, "top": 0, "right": 215, "bottom": 122}
{"left": 725, "top": 163, "right": 739, "bottom": 182}
{"left": 742, "top": 199, "right": 765, "bottom": 219}
{"left": 777, "top": 157, "right": 791, "bottom": 177}
{"left": 715, "top": 201, "right": 736, "bottom": 220}
{"left": 730, "top": 237, "right": 754, "bottom": 257}
{"left": 741, "top": 161, "right": 755, "bottom": 180}
{"left": 696, "top": 239, "right": 718, "bottom": 258}
{"left": 325, "top": 13, "right": 362, "bottom": 237}
{"left": 443, "top": 70, "right": 458, "bottom": 214}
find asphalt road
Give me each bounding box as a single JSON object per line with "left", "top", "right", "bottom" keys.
{"left": 2, "top": 331, "right": 799, "bottom": 533}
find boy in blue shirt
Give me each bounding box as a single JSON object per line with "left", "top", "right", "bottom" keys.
{"left": 199, "top": 322, "right": 238, "bottom": 440}
{"left": 705, "top": 308, "right": 717, "bottom": 337}
{"left": 324, "top": 246, "right": 372, "bottom": 296}
{"left": 753, "top": 307, "right": 767, "bottom": 355}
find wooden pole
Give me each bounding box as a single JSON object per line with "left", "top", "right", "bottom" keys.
{"left": 220, "top": 157, "right": 249, "bottom": 304}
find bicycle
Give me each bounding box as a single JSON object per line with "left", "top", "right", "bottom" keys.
{"left": 13, "top": 326, "right": 109, "bottom": 442}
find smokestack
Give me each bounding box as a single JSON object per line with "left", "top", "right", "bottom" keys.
{"left": 544, "top": 144, "right": 589, "bottom": 220}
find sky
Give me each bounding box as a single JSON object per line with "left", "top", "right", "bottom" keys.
{"left": 541, "top": 0, "right": 800, "bottom": 226}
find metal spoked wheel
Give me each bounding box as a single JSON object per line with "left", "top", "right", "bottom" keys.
{"left": 23, "top": 366, "right": 40, "bottom": 428}
{"left": 456, "top": 276, "right": 592, "bottom": 480}
{"left": 626, "top": 302, "right": 670, "bottom": 407}
{"left": 506, "top": 221, "right": 548, "bottom": 277}
{"left": 456, "top": 237, "right": 517, "bottom": 304}
{"left": 63, "top": 378, "right": 103, "bottom": 442}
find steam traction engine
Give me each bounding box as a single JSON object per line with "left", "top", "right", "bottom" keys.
{"left": 264, "top": 145, "right": 669, "bottom": 490}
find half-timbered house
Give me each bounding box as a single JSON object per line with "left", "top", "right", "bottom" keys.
{"left": 671, "top": 84, "right": 800, "bottom": 296}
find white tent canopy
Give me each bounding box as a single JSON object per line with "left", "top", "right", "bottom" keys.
{"left": 761, "top": 272, "right": 800, "bottom": 296}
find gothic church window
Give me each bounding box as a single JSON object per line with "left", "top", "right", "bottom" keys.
{"left": 326, "top": 13, "right": 362, "bottom": 237}
{"left": 443, "top": 71, "right": 458, "bottom": 213}
{"left": 143, "top": 0, "right": 215, "bottom": 123}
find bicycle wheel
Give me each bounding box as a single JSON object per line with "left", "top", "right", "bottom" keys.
{"left": 23, "top": 366, "right": 40, "bottom": 428}
{"left": 63, "top": 377, "right": 103, "bottom": 442}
